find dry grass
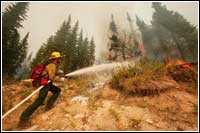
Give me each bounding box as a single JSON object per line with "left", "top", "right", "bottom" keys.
{"left": 167, "top": 65, "right": 198, "bottom": 82}
{"left": 108, "top": 108, "right": 120, "bottom": 121}
{"left": 111, "top": 60, "right": 166, "bottom": 95}
{"left": 88, "top": 91, "right": 102, "bottom": 110}
{"left": 69, "top": 119, "right": 76, "bottom": 129}
{"left": 20, "top": 88, "right": 33, "bottom": 98}
{"left": 111, "top": 58, "right": 198, "bottom": 96}
{"left": 64, "top": 77, "right": 92, "bottom": 96}
{"left": 96, "top": 124, "right": 106, "bottom": 131}
{"left": 129, "top": 118, "right": 141, "bottom": 130}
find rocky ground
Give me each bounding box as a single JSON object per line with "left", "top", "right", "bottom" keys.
{"left": 2, "top": 73, "right": 198, "bottom": 131}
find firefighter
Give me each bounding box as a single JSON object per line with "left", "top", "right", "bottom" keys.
{"left": 18, "top": 52, "right": 62, "bottom": 127}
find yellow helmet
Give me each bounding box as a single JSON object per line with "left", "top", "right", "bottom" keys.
{"left": 49, "top": 52, "right": 62, "bottom": 59}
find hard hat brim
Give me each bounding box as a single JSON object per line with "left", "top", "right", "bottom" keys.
{"left": 49, "top": 56, "right": 62, "bottom": 60}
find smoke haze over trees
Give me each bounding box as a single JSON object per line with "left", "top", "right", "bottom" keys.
{"left": 2, "top": 2, "right": 198, "bottom": 81}
{"left": 136, "top": 2, "right": 198, "bottom": 62}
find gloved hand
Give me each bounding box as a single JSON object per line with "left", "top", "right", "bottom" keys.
{"left": 60, "top": 77, "right": 65, "bottom": 82}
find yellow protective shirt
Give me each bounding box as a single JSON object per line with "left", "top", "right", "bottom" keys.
{"left": 42, "top": 63, "right": 58, "bottom": 82}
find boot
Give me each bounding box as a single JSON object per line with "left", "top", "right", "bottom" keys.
{"left": 18, "top": 119, "right": 31, "bottom": 128}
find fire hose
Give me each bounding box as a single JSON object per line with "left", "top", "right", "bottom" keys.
{"left": 2, "top": 80, "right": 51, "bottom": 119}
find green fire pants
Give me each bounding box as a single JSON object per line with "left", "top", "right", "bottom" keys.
{"left": 20, "top": 82, "right": 61, "bottom": 121}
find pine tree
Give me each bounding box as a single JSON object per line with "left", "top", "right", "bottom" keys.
{"left": 17, "top": 32, "right": 29, "bottom": 68}
{"left": 136, "top": 3, "right": 197, "bottom": 62}
{"left": 82, "top": 37, "right": 90, "bottom": 67}
{"left": 152, "top": 2, "right": 198, "bottom": 62}
{"left": 127, "top": 12, "right": 134, "bottom": 36}
{"left": 31, "top": 15, "right": 72, "bottom": 72}
{"left": 2, "top": 2, "right": 29, "bottom": 78}
{"left": 75, "top": 29, "right": 84, "bottom": 69}
{"left": 126, "top": 13, "right": 145, "bottom": 58}
{"left": 32, "top": 15, "right": 96, "bottom": 74}
{"left": 54, "top": 21, "right": 67, "bottom": 49}
{"left": 31, "top": 36, "right": 55, "bottom": 67}
{"left": 136, "top": 15, "right": 161, "bottom": 61}
{"left": 108, "top": 14, "right": 120, "bottom": 61}
{"left": 110, "top": 14, "right": 118, "bottom": 34}
{"left": 60, "top": 15, "right": 72, "bottom": 73}
{"left": 67, "top": 20, "right": 79, "bottom": 71}
{"left": 89, "top": 37, "right": 95, "bottom": 65}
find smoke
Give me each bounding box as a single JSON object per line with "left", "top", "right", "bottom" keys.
{"left": 94, "top": 3, "right": 155, "bottom": 62}
{"left": 2, "top": 2, "right": 197, "bottom": 62}
{"left": 140, "top": 22, "right": 192, "bottom": 62}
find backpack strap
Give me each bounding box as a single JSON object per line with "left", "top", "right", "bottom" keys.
{"left": 41, "top": 64, "right": 49, "bottom": 79}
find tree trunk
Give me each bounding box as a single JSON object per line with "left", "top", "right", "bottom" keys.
{"left": 173, "top": 35, "right": 186, "bottom": 61}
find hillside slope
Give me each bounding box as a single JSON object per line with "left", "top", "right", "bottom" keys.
{"left": 2, "top": 62, "right": 198, "bottom": 131}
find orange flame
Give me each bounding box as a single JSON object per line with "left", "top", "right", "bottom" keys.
{"left": 166, "top": 58, "right": 197, "bottom": 74}
{"left": 166, "top": 58, "right": 174, "bottom": 68}
{"left": 176, "top": 59, "right": 197, "bottom": 73}
{"left": 176, "top": 59, "right": 186, "bottom": 65}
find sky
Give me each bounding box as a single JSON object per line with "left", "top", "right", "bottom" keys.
{"left": 2, "top": 1, "right": 199, "bottom": 60}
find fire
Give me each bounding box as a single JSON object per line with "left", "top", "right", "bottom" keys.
{"left": 176, "top": 59, "right": 186, "bottom": 65}
{"left": 166, "top": 58, "right": 197, "bottom": 74}
{"left": 176, "top": 59, "right": 197, "bottom": 73}
{"left": 166, "top": 58, "right": 174, "bottom": 68}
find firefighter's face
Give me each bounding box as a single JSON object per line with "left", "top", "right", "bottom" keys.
{"left": 56, "top": 58, "right": 61, "bottom": 64}
{"left": 53, "top": 58, "right": 61, "bottom": 65}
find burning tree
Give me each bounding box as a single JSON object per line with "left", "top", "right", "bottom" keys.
{"left": 136, "top": 2, "right": 198, "bottom": 63}
{"left": 166, "top": 58, "right": 198, "bottom": 84}
{"left": 107, "top": 13, "right": 145, "bottom": 62}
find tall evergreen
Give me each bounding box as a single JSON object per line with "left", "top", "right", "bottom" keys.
{"left": 76, "top": 30, "right": 84, "bottom": 68}
{"left": 2, "top": 2, "right": 29, "bottom": 78}
{"left": 31, "top": 15, "right": 96, "bottom": 74}
{"left": 110, "top": 14, "right": 118, "bottom": 34}
{"left": 17, "top": 32, "right": 29, "bottom": 68}
{"left": 82, "top": 37, "right": 90, "bottom": 67}
{"left": 136, "top": 2, "right": 198, "bottom": 62}
{"left": 60, "top": 15, "right": 72, "bottom": 72}
{"left": 89, "top": 37, "right": 95, "bottom": 65}
{"left": 108, "top": 13, "right": 144, "bottom": 61}
{"left": 66, "top": 20, "right": 79, "bottom": 71}
{"left": 152, "top": 2, "right": 198, "bottom": 62}
{"left": 127, "top": 12, "right": 134, "bottom": 36}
